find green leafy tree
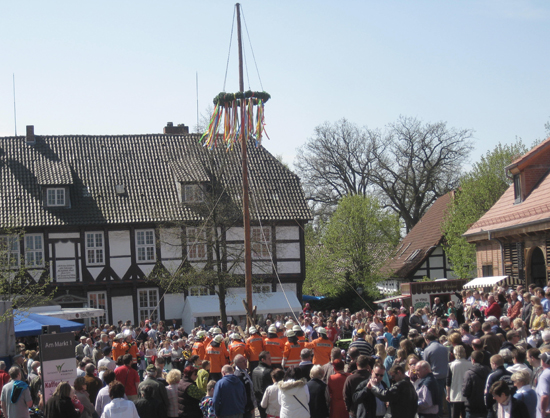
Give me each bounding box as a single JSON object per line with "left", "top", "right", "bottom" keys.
{"left": 304, "top": 195, "right": 401, "bottom": 297}
{"left": 0, "top": 228, "right": 56, "bottom": 323}
{"left": 442, "top": 141, "right": 528, "bottom": 278}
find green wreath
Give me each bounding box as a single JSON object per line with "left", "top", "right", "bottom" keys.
{"left": 213, "top": 90, "right": 271, "bottom": 106}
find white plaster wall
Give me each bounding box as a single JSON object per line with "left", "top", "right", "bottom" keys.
{"left": 253, "top": 261, "right": 272, "bottom": 275}
{"left": 227, "top": 287, "right": 246, "bottom": 296}
{"left": 109, "top": 231, "right": 131, "bottom": 257}
{"left": 111, "top": 296, "right": 133, "bottom": 324}
{"left": 226, "top": 227, "right": 244, "bottom": 241}
{"left": 432, "top": 246, "right": 444, "bottom": 255}
{"left": 430, "top": 256, "right": 444, "bottom": 268}
{"left": 55, "top": 241, "right": 75, "bottom": 257}
{"left": 48, "top": 232, "right": 80, "bottom": 239}
{"left": 277, "top": 261, "right": 301, "bottom": 274}
{"left": 276, "top": 283, "right": 297, "bottom": 293}
{"left": 160, "top": 228, "right": 182, "bottom": 259}
{"left": 111, "top": 258, "right": 132, "bottom": 279}
{"left": 164, "top": 293, "right": 184, "bottom": 320}
{"left": 276, "top": 226, "right": 299, "bottom": 241}
{"left": 229, "top": 263, "right": 245, "bottom": 275}
{"left": 276, "top": 242, "right": 300, "bottom": 259}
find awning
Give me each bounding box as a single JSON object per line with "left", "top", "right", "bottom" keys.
{"left": 374, "top": 295, "right": 410, "bottom": 304}
{"left": 14, "top": 311, "right": 85, "bottom": 337}
{"left": 463, "top": 276, "right": 522, "bottom": 289}
{"left": 31, "top": 308, "right": 105, "bottom": 320}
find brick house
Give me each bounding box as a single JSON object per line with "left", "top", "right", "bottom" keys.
{"left": 464, "top": 137, "right": 550, "bottom": 288}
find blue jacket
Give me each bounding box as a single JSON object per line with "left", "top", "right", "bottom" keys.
{"left": 213, "top": 374, "right": 246, "bottom": 417}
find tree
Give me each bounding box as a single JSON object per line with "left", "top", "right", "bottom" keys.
{"left": 0, "top": 228, "right": 56, "bottom": 322}
{"left": 370, "top": 116, "right": 474, "bottom": 233}
{"left": 303, "top": 195, "right": 401, "bottom": 297}
{"left": 295, "top": 119, "right": 377, "bottom": 222}
{"left": 296, "top": 117, "right": 474, "bottom": 232}
{"left": 442, "top": 141, "right": 529, "bottom": 278}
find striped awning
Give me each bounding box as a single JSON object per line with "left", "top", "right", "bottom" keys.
{"left": 463, "top": 275, "right": 523, "bottom": 290}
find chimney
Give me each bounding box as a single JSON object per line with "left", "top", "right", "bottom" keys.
{"left": 163, "top": 122, "right": 189, "bottom": 135}
{"left": 26, "top": 125, "right": 35, "bottom": 145}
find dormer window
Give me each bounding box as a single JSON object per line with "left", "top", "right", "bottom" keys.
{"left": 46, "top": 187, "right": 66, "bottom": 207}
{"left": 513, "top": 174, "right": 522, "bottom": 203}
{"left": 183, "top": 184, "right": 204, "bottom": 203}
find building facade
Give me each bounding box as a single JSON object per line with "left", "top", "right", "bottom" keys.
{"left": 0, "top": 124, "right": 311, "bottom": 325}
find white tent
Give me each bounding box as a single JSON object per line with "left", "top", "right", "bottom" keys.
{"left": 463, "top": 275, "right": 522, "bottom": 289}
{"left": 28, "top": 305, "right": 104, "bottom": 320}
{"left": 182, "top": 291, "right": 302, "bottom": 332}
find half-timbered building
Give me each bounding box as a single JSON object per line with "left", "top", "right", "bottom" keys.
{"left": 0, "top": 124, "right": 311, "bottom": 326}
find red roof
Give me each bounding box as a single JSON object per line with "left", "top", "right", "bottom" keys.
{"left": 383, "top": 192, "right": 453, "bottom": 278}
{"left": 465, "top": 137, "right": 550, "bottom": 238}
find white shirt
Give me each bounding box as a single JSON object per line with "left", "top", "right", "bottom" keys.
{"left": 98, "top": 357, "right": 116, "bottom": 371}
{"left": 101, "top": 398, "right": 139, "bottom": 418}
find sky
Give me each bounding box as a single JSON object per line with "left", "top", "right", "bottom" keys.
{"left": 1, "top": 1, "right": 549, "bottom": 170}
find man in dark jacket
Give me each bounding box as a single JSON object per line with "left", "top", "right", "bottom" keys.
{"left": 139, "top": 365, "right": 169, "bottom": 416}
{"left": 489, "top": 380, "right": 530, "bottom": 418}
{"left": 307, "top": 365, "right": 329, "bottom": 418}
{"left": 343, "top": 355, "right": 372, "bottom": 417}
{"left": 234, "top": 355, "right": 256, "bottom": 418}
{"left": 484, "top": 354, "right": 511, "bottom": 418}
{"left": 462, "top": 350, "right": 490, "bottom": 418}
{"left": 368, "top": 364, "right": 417, "bottom": 418}
{"left": 480, "top": 322, "right": 502, "bottom": 355}
{"left": 251, "top": 351, "right": 272, "bottom": 418}
{"left": 397, "top": 307, "right": 410, "bottom": 337}
{"left": 415, "top": 361, "right": 439, "bottom": 418}
{"left": 353, "top": 363, "right": 387, "bottom": 418}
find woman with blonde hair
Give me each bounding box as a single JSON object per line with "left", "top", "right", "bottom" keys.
{"left": 165, "top": 369, "right": 181, "bottom": 418}
{"left": 446, "top": 345, "right": 472, "bottom": 418}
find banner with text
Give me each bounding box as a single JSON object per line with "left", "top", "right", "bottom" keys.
{"left": 39, "top": 332, "right": 76, "bottom": 402}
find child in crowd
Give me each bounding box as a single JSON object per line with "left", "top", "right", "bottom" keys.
{"left": 199, "top": 380, "right": 216, "bottom": 418}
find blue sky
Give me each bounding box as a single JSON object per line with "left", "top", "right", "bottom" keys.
{"left": 1, "top": 1, "right": 549, "bottom": 169}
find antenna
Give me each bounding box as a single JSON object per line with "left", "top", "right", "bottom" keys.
{"left": 196, "top": 72, "right": 199, "bottom": 133}
{"left": 13, "top": 74, "right": 17, "bottom": 137}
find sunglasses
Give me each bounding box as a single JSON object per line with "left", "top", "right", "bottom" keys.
{"left": 374, "top": 373, "right": 384, "bottom": 378}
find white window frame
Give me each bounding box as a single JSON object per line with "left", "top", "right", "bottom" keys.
{"left": 25, "top": 234, "right": 44, "bottom": 267}
{"left": 252, "top": 226, "right": 271, "bottom": 259}
{"left": 0, "top": 235, "right": 20, "bottom": 269}
{"left": 85, "top": 232, "right": 105, "bottom": 266}
{"left": 186, "top": 227, "right": 208, "bottom": 260}
{"left": 253, "top": 284, "right": 271, "bottom": 294}
{"left": 46, "top": 188, "right": 66, "bottom": 207}
{"left": 189, "top": 286, "right": 209, "bottom": 296}
{"left": 183, "top": 184, "right": 204, "bottom": 203}
{"left": 88, "top": 291, "right": 108, "bottom": 327}
{"left": 136, "top": 229, "right": 156, "bottom": 262}
{"left": 138, "top": 288, "right": 159, "bottom": 322}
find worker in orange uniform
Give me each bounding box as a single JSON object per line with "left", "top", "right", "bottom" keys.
{"left": 211, "top": 327, "right": 230, "bottom": 363}
{"left": 205, "top": 335, "right": 227, "bottom": 381}
{"left": 263, "top": 325, "right": 284, "bottom": 368}
{"left": 246, "top": 327, "right": 264, "bottom": 372}
{"left": 111, "top": 334, "right": 126, "bottom": 363}
{"left": 282, "top": 330, "right": 302, "bottom": 369}
{"left": 385, "top": 306, "right": 397, "bottom": 332}
{"left": 293, "top": 325, "right": 306, "bottom": 347}
{"left": 304, "top": 327, "right": 333, "bottom": 365}
{"left": 123, "top": 334, "right": 140, "bottom": 368}
{"left": 229, "top": 333, "right": 247, "bottom": 362}
{"left": 192, "top": 330, "right": 207, "bottom": 361}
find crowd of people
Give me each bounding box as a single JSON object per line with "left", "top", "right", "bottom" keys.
{"left": 4, "top": 281, "right": 550, "bottom": 418}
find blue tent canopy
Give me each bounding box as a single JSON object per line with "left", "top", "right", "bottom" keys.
{"left": 14, "top": 310, "right": 85, "bottom": 337}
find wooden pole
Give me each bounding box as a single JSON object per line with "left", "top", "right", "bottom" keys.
{"left": 236, "top": 3, "right": 254, "bottom": 326}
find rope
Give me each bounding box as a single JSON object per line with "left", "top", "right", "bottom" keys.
{"left": 241, "top": 7, "right": 264, "bottom": 91}
{"left": 223, "top": 6, "right": 237, "bottom": 91}
{"left": 249, "top": 189, "right": 301, "bottom": 325}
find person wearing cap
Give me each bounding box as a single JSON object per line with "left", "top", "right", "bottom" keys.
{"left": 304, "top": 327, "right": 333, "bottom": 366}
{"left": 246, "top": 327, "right": 264, "bottom": 372}
{"left": 264, "top": 326, "right": 284, "bottom": 368}
{"left": 293, "top": 325, "right": 306, "bottom": 347}
{"left": 282, "top": 330, "right": 302, "bottom": 369}
{"left": 138, "top": 364, "right": 169, "bottom": 414}
{"left": 206, "top": 335, "right": 228, "bottom": 381}
{"left": 98, "top": 346, "right": 116, "bottom": 371}
{"left": 75, "top": 335, "right": 87, "bottom": 358}
{"left": 111, "top": 333, "right": 126, "bottom": 363}
{"left": 192, "top": 330, "right": 207, "bottom": 361}
{"left": 211, "top": 328, "right": 230, "bottom": 364}
{"left": 229, "top": 333, "right": 247, "bottom": 362}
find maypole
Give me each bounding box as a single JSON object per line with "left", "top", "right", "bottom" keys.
{"left": 199, "top": 3, "right": 270, "bottom": 328}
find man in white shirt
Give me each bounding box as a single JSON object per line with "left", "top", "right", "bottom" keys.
{"left": 98, "top": 347, "right": 116, "bottom": 372}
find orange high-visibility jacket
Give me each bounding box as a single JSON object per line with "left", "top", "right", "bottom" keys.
{"left": 263, "top": 337, "right": 284, "bottom": 364}
{"left": 282, "top": 342, "right": 302, "bottom": 368}
{"left": 112, "top": 342, "right": 126, "bottom": 362}
{"left": 246, "top": 335, "right": 264, "bottom": 362}
{"left": 305, "top": 337, "right": 333, "bottom": 365}
{"left": 205, "top": 343, "right": 227, "bottom": 374}
{"left": 192, "top": 341, "right": 206, "bottom": 361}
{"left": 229, "top": 341, "right": 247, "bottom": 362}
